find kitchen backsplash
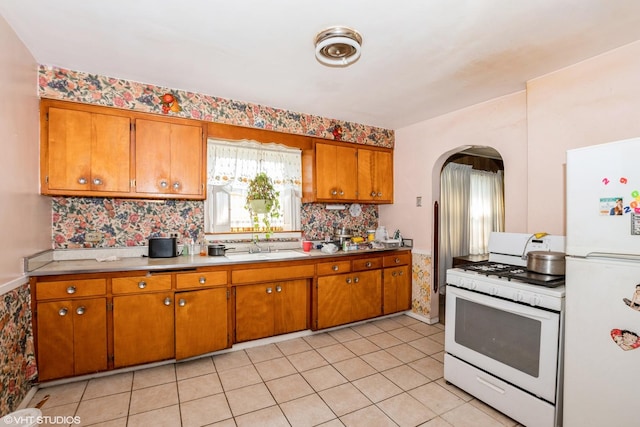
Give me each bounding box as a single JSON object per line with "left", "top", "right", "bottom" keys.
{"left": 51, "top": 197, "right": 378, "bottom": 249}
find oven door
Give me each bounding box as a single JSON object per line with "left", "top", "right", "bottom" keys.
{"left": 445, "top": 286, "right": 560, "bottom": 403}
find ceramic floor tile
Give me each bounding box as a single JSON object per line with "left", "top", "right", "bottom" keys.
{"left": 340, "top": 404, "right": 397, "bottom": 427}
{"left": 175, "top": 356, "right": 215, "bottom": 380}
{"left": 409, "top": 356, "right": 444, "bottom": 381}
{"left": 360, "top": 349, "right": 403, "bottom": 372}
{"left": 328, "top": 326, "right": 362, "bottom": 342}
{"left": 279, "top": 393, "right": 337, "bottom": 427}
{"left": 132, "top": 364, "right": 176, "bottom": 390}
{"left": 342, "top": 337, "right": 381, "bottom": 356}
{"left": 265, "top": 373, "right": 315, "bottom": 403}
{"left": 408, "top": 336, "right": 445, "bottom": 355}
{"left": 245, "top": 342, "right": 285, "bottom": 363}
{"left": 30, "top": 381, "right": 87, "bottom": 409}
{"left": 420, "top": 416, "right": 456, "bottom": 427}
{"left": 317, "top": 420, "right": 345, "bottom": 427}
{"left": 254, "top": 356, "right": 297, "bottom": 382}
{"left": 388, "top": 326, "right": 424, "bottom": 342}
{"left": 409, "top": 382, "right": 465, "bottom": 415}
{"left": 129, "top": 382, "right": 178, "bottom": 415}
{"left": 432, "top": 351, "right": 445, "bottom": 364}
{"left": 363, "top": 332, "right": 404, "bottom": 349}
{"left": 385, "top": 342, "right": 426, "bottom": 363}
{"left": 217, "top": 364, "right": 262, "bottom": 391}
{"left": 83, "top": 372, "right": 132, "bottom": 400}
{"left": 370, "top": 317, "right": 404, "bottom": 331}
{"left": 126, "top": 404, "right": 181, "bottom": 427}
{"left": 316, "top": 343, "right": 357, "bottom": 363}
{"left": 377, "top": 392, "right": 437, "bottom": 426}
{"left": 235, "top": 405, "right": 290, "bottom": 427}
{"left": 301, "top": 364, "right": 348, "bottom": 392}
{"left": 408, "top": 321, "right": 443, "bottom": 337}
{"left": 212, "top": 349, "right": 251, "bottom": 371}
{"left": 74, "top": 392, "right": 130, "bottom": 425}
{"left": 352, "top": 373, "right": 403, "bottom": 403}
{"left": 332, "top": 356, "right": 377, "bottom": 381}
{"left": 469, "top": 398, "right": 519, "bottom": 426}
{"left": 382, "top": 364, "right": 430, "bottom": 391}
{"left": 350, "top": 322, "right": 384, "bottom": 337}
{"left": 180, "top": 393, "right": 233, "bottom": 427}
{"left": 393, "top": 315, "right": 420, "bottom": 327}
{"left": 435, "top": 378, "right": 474, "bottom": 402}
{"left": 287, "top": 349, "right": 329, "bottom": 372}
{"left": 276, "top": 337, "right": 313, "bottom": 355}
{"left": 178, "top": 372, "right": 223, "bottom": 402}
{"left": 37, "top": 401, "right": 79, "bottom": 425}
{"left": 303, "top": 332, "right": 339, "bottom": 348}
{"left": 318, "top": 383, "right": 372, "bottom": 416}
{"left": 440, "top": 402, "right": 506, "bottom": 427}
{"left": 225, "top": 383, "right": 276, "bottom": 416}
{"left": 429, "top": 331, "right": 446, "bottom": 345}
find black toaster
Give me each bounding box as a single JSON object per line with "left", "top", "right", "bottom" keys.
{"left": 148, "top": 237, "right": 178, "bottom": 258}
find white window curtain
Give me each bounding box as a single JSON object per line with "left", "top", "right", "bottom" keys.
{"left": 469, "top": 169, "right": 504, "bottom": 254}
{"left": 204, "top": 139, "right": 302, "bottom": 233}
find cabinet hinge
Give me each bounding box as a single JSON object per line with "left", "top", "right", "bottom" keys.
{"left": 107, "top": 302, "right": 113, "bottom": 311}
{"left": 108, "top": 354, "right": 114, "bottom": 363}
{"left": 226, "top": 289, "right": 230, "bottom": 300}
{"left": 45, "top": 176, "right": 49, "bottom": 184}
{"left": 45, "top": 112, "right": 49, "bottom": 121}
{"left": 131, "top": 179, "right": 136, "bottom": 188}
{"left": 130, "top": 123, "right": 135, "bottom": 131}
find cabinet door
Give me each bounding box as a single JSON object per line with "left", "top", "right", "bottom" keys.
{"left": 273, "top": 279, "right": 309, "bottom": 335}
{"left": 357, "top": 148, "right": 393, "bottom": 203}
{"left": 383, "top": 266, "right": 411, "bottom": 315}
{"left": 315, "top": 143, "right": 357, "bottom": 200}
{"left": 235, "top": 284, "right": 274, "bottom": 342}
{"left": 72, "top": 298, "right": 108, "bottom": 375}
{"left": 113, "top": 292, "right": 175, "bottom": 367}
{"left": 135, "top": 119, "right": 204, "bottom": 198}
{"left": 47, "top": 108, "right": 130, "bottom": 194}
{"left": 317, "top": 274, "right": 352, "bottom": 329}
{"left": 175, "top": 288, "right": 228, "bottom": 360}
{"left": 37, "top": 300, "right": 75, "bottom": 380}
{"left": 351, "top": 270, "right": 382, "bottom": 321}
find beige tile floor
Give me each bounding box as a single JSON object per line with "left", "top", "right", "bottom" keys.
{"left": 28, "top": 314, "right": 522, "bottom": 426}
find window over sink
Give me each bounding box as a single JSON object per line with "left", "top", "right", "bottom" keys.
{"left": 204, "top": 139, "right": 302, "bottom": 234}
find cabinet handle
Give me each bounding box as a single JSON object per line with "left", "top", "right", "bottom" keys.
{"left": 346, "top": 278, "right": 352, "bottom": 284}
{"left": 163, "top": 297, "right": 172, "bottom": 306}
{"left": 78, "top": 177, "right": 87, "bottom": 185}
{"left": 354, "top": 277, "right": 359, "bottom": 283}
{"left": 331, "top": 189, "right": 338, "bottom": 196}
{"left": 66, "top": 286, "right": 76, "bottom": 294}
{"left": 276, "top": 285, "right": 282, "bottom": 293}
{"left": 266, "top": 287, "right": 273, "bottom": 294}
{"left": 392, "top": 271, "right": 397, "bottom": 277}
{"left": 332, "top": 265, "right": 339, "bottom": 271}
{"left": 339, "top": 190, "right": 344, "bottom": 196}
{"left": 138, "top": 281, "right": 147, "bottom": 289}
{"left": 377, "top": 192, "right": 382, "bottom": 197}
{"left": 58, "top": 307, "right": 68, "bottom": 316}
{"left": 365, "top": 261, "right": 372, "bottom": 268}
{"left": 76, "top": 306, "right": 86, "bottom": 315}
{"left": 399, "top": 271, "right": 404, "bottom": 276}
{"left": 173, "top": 182, "right": 181, "bottom": 190}
{"left": 160, "top": 180, "right": 168, "bottom": 188}
{"left": 93, "top": 178, "right": 103, "bottom": 186}
{"left": 179, "top": 299, "right": 186, "bottom": 307}
{"left": 395, "top": 258, "right": 400, "bottom": 264}
{"left": 370, "top": 191, "right": 376, "bottom": 197}
{"left": 199, "top": 276, "right": 206, "bottom": 284}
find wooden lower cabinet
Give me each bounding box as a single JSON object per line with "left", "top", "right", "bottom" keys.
{"left": 317, "top": 269, "right": 382, "bottom": 329}
{"left": 36, "top": 298, "right": 107, "bottom": 381}
{"left": 113, "top": 292, "right": 175, "bottom": 368}
{"left": 175, "top": 287, "right": 229, "bottom": 360}
{"left": 235, "top": 279, "right": 309, "bottom": 342}
{"left": 383, "top": 265, "right": 411, "bottom": 314}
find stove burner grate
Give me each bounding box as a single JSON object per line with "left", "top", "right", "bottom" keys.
{"left": 458, "top": 261, "right": 565, "bottom": 287}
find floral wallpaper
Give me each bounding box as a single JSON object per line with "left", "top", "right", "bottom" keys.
{"left": 301, "top": 204, "right": 378, "bottom": 241}
{"left": 38, "top": 65, "right": 394, "bottom": 148}
{"left": 0, "top": 283, "right": 37, "bottom": 416}
{"left": 411, "top": 252, "right": 432, "bottom": 317}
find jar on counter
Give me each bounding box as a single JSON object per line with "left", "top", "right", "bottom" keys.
{"left": 367, "top": 230, "right": 376, "bottom": 242}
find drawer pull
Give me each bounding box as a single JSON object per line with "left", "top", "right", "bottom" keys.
{"left": 354, "top": 277, "right": 359, "bottom": 283}
{"left": 199, "top": 276, "right": 206, "bottom": 284}
{"left": 331, "top": 189, "right": 338, "bottom": 196}
{"left": 179, "top": 299, "right": 186, "bottom": 307}
{"left": 339, "top": 190, "right": 344, "bottom": 196}
{"left": 163, "top": 297, "right": 172, "bottom": 306}
{"left": 365, "top": 261, "right": 372, "bottom": 268}
{"left": 370, "top": 191, "right": 376, "bottom": 197}
{"left": 377, "top": 192, "right": 383, "bottom": 197}
{"left": 266, "top": 287, "right": 273, "bottom": 294}
{"left": 58, "top": 307, "right": 68, "bottom": 316}
{"left": 276, "top": 285, "right": 282, "bottom": 293}
{"left": 66, "top": 286, "right": 76, "bottom": 294}
{"left": 173, "top": 182, "right": 181, "bottom": 190}
{"left": 160, "top": 180, "right": 168, "bottom": 188}
{"left": 138, "top": 281, "right": 147, "bottom": 289}
{"left": 93, "top": 178, "right": 103, "bottom": 186}
{"left": 399, "top": 271, "right": 404, "bottom": 276}
{"left": 76, "top": 306, "right": 86, "bottom": 315}
{"left": 332, "top": 265, "right": 339, "bottom": 271}
{"left": 346, "top": 278, "right": 352, "bottom": 284}
{"left": 395, "top": 258, "right": 400, "bottom": 264}
{"left": 78, "top": 177, "right": 87, "bottom": 185}
{"left": 392, "top": 271, "right": 397, "bottom": 277}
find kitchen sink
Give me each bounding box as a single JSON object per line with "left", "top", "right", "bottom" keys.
{"left": 225, "top": 250, "right": 309, "bottom": 262}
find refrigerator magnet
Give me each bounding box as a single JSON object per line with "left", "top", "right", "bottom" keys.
{"left": 610, "top": 329, "right": 640, "bottom": 351}
{"left": 600, "top": 197, "right": 624, "bottom": 216}
{"left": 622, "top": 284, "right": 640, "bottom": 311}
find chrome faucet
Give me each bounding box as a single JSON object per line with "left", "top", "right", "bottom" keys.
{"left": 250, "top": 240, "right": 263, "bottom": 253}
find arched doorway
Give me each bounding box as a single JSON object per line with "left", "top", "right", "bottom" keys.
{"left": 433, "top": 146, "right": 504, "bottom": 324}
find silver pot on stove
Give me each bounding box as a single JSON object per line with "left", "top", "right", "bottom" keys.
{"left": 527, "top": 251, "right": 566, "bottom": 275}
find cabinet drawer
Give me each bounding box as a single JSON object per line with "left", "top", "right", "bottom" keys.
{"left": 317, "top": 260, "right": 351, "bottom": 276}
{"left": 36, "top": 278, "right": 106, "bottom": 300}
{"left": 112, "top": 274, "right": 172, "bottom": 294}
{"left": 383, "top": 252, "right": 411, "bottom": 267}
{"left": 352, "top": 257, "right": 382, "bottom": 271}
{"left": 176, "top": 271, "right": 227, "bottom": 289}
{"left": 232, "top": 264, "right": 314, "bottom": 284}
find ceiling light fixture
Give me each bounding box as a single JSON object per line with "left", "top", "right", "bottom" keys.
{"left": 314, "top": 26, "right": 362, "bottom": 67}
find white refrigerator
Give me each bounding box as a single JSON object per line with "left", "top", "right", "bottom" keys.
{"left": 564, "top": 138, "right": 640, "bottom": 427}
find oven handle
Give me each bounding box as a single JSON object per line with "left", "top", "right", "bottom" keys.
{"left": 476, "top": 376, "right": 505, "bottom": 394}
{"left": 448, "top": 286, "right": 558, "bottom": 321}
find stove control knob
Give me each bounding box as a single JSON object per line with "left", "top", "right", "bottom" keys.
{"left": 490, "top": 287, "right": 498, "bottom": 296}
{"left": 513, "top": 292, "right": 524, "bottom": 302}
{"left": 532, "top": 295, "right": 541, "bottom": 306}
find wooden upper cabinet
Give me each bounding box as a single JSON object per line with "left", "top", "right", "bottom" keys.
{"left": 44, "top": 106, "right": 131, "bottom": 196}
{"left": 134, "top": 119, "right": 205, "bottom": 199}
{"left": 315, "top": 141, "right": 358, "bottom": 201}
{"left": 357, "top": 148, "right": 393, "bottom": 203}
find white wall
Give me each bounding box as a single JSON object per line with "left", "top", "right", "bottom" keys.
{"left": 0, "top": 16, "right": 50, "bottom": 288}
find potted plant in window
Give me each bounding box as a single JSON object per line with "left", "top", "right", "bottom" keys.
{"left": 245, "top": 172, "right": 281, "bottom": 238}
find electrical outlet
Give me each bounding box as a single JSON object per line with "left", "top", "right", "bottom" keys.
{"left": 416, "top": 196, "right": 422, "bottom": 207}
{"left": 86, "top": 232, "right": 103, "bottom": 242}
